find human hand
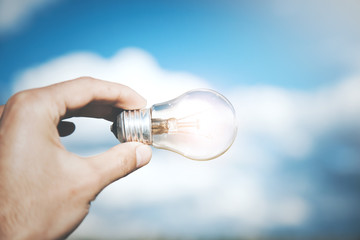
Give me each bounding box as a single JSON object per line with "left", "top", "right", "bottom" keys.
{"left": 0, "top": 77, "right": 152, "bottom": 239}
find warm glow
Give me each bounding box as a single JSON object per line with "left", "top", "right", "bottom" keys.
{"left": 151, "top": 89, "right": 237, "bottom": 160}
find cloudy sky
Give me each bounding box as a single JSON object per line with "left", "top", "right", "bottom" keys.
{"left": 1, "top": 0, "right": 360, "bottom": 239}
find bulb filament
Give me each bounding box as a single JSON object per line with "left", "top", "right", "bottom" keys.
{"left": 152, "top": 118, "right": 199, "bottom": 135}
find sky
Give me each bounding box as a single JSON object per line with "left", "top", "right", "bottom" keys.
{"left": 1, "top": 0, "right": 360, "bottom": 239}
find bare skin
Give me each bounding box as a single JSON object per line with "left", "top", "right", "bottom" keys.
{"left": 0, "top": 77, "right": 152, "bottom": 239}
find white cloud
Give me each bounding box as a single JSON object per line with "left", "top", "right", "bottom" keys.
{"left": 0, "top": 0, "right": 59, "bottom": 34}
{"left": 272, "top": 0, "right": 360, "bottom": 29}
{"left": 271, "top": 0, "right": 360, "bottom": 72}
{"left": 231, "top": 76, "right": 360, "bottom": 160}
{"left": 13, "top": 48, "right": 360, "bottom": 238}
{"left": 14, "top": 48, "right": 209, "bottom": 105}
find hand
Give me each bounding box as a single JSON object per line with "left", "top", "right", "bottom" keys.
{"left": 0, "top": 77, "right": 152, "bottom": 239}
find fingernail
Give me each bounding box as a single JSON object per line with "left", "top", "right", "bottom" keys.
{"left": 136, "top": 144, "right": 152, "bottom": 168}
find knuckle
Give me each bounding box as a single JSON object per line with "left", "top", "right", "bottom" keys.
{"left": 9, "top": 90, "right": 42, "bottom": 104}
{"left": 67, "top": 160, "right": 102, "bottom": 202}
{"left": 70, "top": 76, "right": 101, "bottom": 92}
{"left": 8, "top": 91, "right": 31, "bottom": 105}
{"left": 84, "top": 159, "right": 105, "bottom": 191}
{"left": 84, "top": 161, "right": 102, "bottom": 188}
{"left": 7, "top": 90, "right": 44, "bottom": 113}
{"left": 75, "top": 76, "right": 97, "bottom": 84}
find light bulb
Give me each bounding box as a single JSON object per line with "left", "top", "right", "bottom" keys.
{"left": 111, "top": 89, "right": 237, "bottom": 160}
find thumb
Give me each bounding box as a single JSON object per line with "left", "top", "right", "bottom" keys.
{"left": 88, "top": 142, "right": 152, "bottom": 191}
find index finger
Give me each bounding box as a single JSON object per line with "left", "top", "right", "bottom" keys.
{"left": 0, "top": 105, "right": 4, "bottom": 118}
{"left": 44, "top": 77, "right": 147, "bottom": 121}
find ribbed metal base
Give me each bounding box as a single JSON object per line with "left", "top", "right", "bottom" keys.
{"left": 112, "top": 109, "right": 152, "bottom": 144}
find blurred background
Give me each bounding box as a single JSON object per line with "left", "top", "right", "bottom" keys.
{"left": 1, "top": 0, "right": 360, "bottom": 239}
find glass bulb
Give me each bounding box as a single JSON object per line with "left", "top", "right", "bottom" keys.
{"left": 111, "top": 89, "right": 237, "bottom": 160}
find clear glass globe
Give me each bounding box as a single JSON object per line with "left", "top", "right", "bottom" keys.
{"left": 112, "top": 89, "right": 237, "bottom": 160}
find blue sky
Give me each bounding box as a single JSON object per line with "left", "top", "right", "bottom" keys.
{"left": 1, "top": 0, "right": 351, "bottom": 102}
{"left": 1, "top": 0, "right": 360, "bottom": 239}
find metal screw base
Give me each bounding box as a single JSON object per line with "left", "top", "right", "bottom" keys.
{"left": 111, "top": 109, "right": 152, "bottom": 144}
